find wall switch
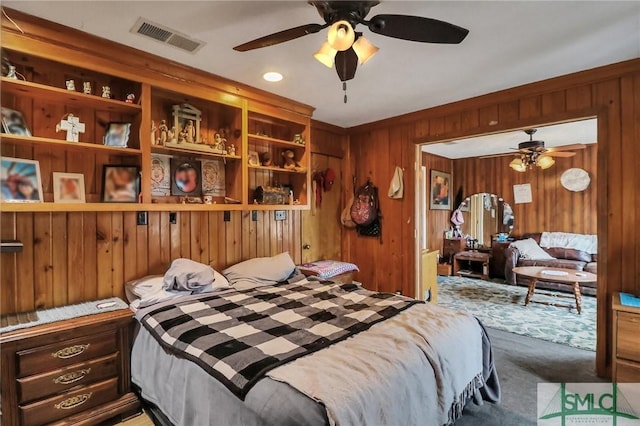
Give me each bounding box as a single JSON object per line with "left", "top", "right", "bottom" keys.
{"left": 137, "top": 211, "right": 148, "bottom": 226}
{"left": 169, "top": 212, "right": 177, "bottom": 224}
{"left": 274, "top": 210, "right": 286, "bottom": 221}
{"left": 224, "top": 211, "right": 231, "bottom": 222}
{"left": 251, "top": 210, "right": 258, "bottom": 221}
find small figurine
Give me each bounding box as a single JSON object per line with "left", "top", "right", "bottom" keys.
{"left": 151, "top": 120, "right": 157, "bottom": 146}
{"left": 183, "top": 120, "right": 195, "bottom": 143}
{"left": 101, "top": 86, "right": 111, "bottom": 98}
{"left": 82, "top": 81, "right": 92, "bottom": 95}
{"left": 158, "top": 119, "right": 168, "bottom": 145}
{"left": 213, "top": 133, "right": 226, "bottom": 152}
{"left": 125, "top": 93, "right": 135, "bottom": 103}
{"left": 261, "top": 152, "right": 272, "bottom": 166}
{"left": 282, "top": 149, "right": 306, "bottom": 172}
{"left": 65, "top": 79, "right": 76, "bottom": 91}
{"left": 293, "top": 134, "right": 305, "bottom": 145}
{"left": 227, "top": 144, "right": 236, "bottom": 156}
{"left": 167, "top": 126, "right": 176, "bottom": 143}
{"left": 6, "top": 65, "right": 18, "bottom": 80}
{"left": 56, "top": 113, "right": 85, "bottom": 142}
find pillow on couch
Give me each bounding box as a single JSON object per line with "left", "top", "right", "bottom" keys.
{"left": 544, "top": 247, "right": 592, "bottom": 263}
{"left": 223, "top": 252, "right": 296, "bottom": 290}
{"left": 510, "top": 238, "right": 556, "bottom": 260}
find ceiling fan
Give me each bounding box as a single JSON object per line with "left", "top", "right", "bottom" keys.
{"left": 485, "top": 129, "right": 586, "bottom": 172}
{"left": 233, "top": 1, "right": 469, "bottom": 100}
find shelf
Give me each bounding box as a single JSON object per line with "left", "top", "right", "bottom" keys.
{"left": 248, "top": 164, "right": 306, "bottom": 174}
{"left": 248, "top": 134, "right": 307, "bottom": 149}
{"left": 0, "top": 134, "right": 142, "bottom": 155}
{"left": 1, "top": 78, "right": 142, "bottom": 114}
{"left": 0, "top": 202, "right": 310, "bottom": 213}
{"left": 151, "top": 145, "right": 240, "bottom": 160}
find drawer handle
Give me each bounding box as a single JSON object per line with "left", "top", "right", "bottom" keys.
{"left": 51, "top": 344, "right": 90, "bottom": 359}
{"left": 54, "top": 392, "right": 92, "bottom": 410}
{"left": 53, "top": 368, "right": 91, "bottom": 385}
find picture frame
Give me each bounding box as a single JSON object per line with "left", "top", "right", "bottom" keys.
{"left": 1, "top": 107, "right": 32, "bottom": 136}
{"left": 430, "top": 169, "right": 451, "bottom": 210}
{"left": 170, "top": 158, "right": 202, "bottom": 196}
{"left": 150, "top": 154, "right": 171, "bottom": 196}
{"left": 200, "top": 157, "right": 226, "bottom": 197}
{"left": 0, "top": 156, "right": 43, "bottom": 202}
{"left": 53, "top": 172, "right": 86, "bottom": 203}
{"left": 101, "top": 165, "right": 140, "bottom": 203}
{"left": 247, "top": 151, "right": 260, "bottom": 166}
{"left": 103, "top": 122, "right": 131, "bottom": 148}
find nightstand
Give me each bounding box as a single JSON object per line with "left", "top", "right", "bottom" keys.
{"left": 1, "top": 307, "right": 140, "bottom": 425}
{"left": 612, "top": 293, "right": 640, "bottom": 382}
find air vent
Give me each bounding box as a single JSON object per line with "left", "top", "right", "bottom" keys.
{"left": 130, "top": 18, "right": 205, "bottom": 53}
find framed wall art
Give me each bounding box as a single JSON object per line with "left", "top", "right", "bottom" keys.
{"left": 1, "top": 107, "right": 32, "bottom": 136}
{"left": 150, "top": 154, "right": 171, "bottom": 196}
{"left": 429, "top": 169, "right": 451, "bottom": 210}
{"left": 200, "top": 157, "right": 226, "bottom": 197}
{"left": 102, "top": 165, "right": 140, "bottom": 202}
{"left": 103, "top": 122, "right": 131, "bottom": 147}
{"left": 53, "top": 172, "right": 85, "bottom": 203}
{"left": 0, "top": 156, "right": 43, "bottom": 202}
{"left": 170, "top": 158, "right": 202, "bottom": 196}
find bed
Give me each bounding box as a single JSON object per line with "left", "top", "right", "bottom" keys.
{"left": 128, "top": 255, "right": 500, "bottom": 426}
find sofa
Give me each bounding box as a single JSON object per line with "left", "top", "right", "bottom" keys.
{"left": 504, "top": 232, "right": 598, "bottom": 296}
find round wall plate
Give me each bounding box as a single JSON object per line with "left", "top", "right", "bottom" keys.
{"left": 560, "top": 168, "right": 591, "bottom": 192}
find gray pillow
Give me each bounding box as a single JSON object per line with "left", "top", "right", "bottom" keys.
{"left": 223, "top": 252, "right": 296, "bottom": 290}
{"left": 163, "top": 258, "right": 216, "bottom": 291}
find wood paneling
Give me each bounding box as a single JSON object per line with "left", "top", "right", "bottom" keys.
{"left": 346, "top": 59, "right": 640, "bottom": 378}
{"left": 422, "top": 153, "right": 453, "bottom": 253}
{"left": 0, "top": 211, "right": 302, "bottom": 315}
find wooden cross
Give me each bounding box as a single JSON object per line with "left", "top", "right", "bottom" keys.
{"left": 56, "top": 114, "right": 85, "bottom": 142}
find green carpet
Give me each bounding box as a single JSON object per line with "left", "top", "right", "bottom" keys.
{"left": 437, "top": 276, "right": 596, "bottom": 351}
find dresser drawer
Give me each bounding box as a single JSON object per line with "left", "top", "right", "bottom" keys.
{"left": 616, "top": 312, "right": 640, "bottom": 362}
{"left": 17, "top": 331, "right": 117, "bottom": 377}
{"left": 17, "top": 353, "right": 119, "bottom": 404}
{"left": 19, "top": 377, "right": 119, "bottom": 426}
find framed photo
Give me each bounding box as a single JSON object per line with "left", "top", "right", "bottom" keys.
{"left": 103, "top": 122, "right": 131, "bottom": 147}
{"left": 101, "top": 165, "right": 139, "bottom": 203}
{"left": 1, "top": 107, "right": 32, "bottom": 136}
{"left": 430, "top": 169, "right": 451, "bottom": 210}
{"left": 53, "top": 172, "right": 85, "bottom": 203}
{"left": 170, "top": 158, "right": 202, "bottom": 196}
{"left": 0, "top": 156, "right": 43, "bottom": 202}
{"left": 247, "top": 151, "right": 260, "bottom": 166}
{"left": 200, "top": 158, "right": 226, "bottom": 197}
{"left": 150, "top": 154, "right": 171, "bottom": 196}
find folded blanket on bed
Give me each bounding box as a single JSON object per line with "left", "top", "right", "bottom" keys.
{"left": 267, "top": 303, "right": 485, "bottom": 426}
{"left": 137, "top": 280, "right": 420, "bottom": 399}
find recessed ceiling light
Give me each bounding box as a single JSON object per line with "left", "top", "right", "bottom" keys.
{"left": 263, "top": 72, "right": 283, "bottom": 82}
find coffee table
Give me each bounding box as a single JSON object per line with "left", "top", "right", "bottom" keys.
{"left": 512, "top": 266, "right": 597, "bottom": 314}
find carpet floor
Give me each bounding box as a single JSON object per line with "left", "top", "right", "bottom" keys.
{"left": 437, "top": 276, "right": 596, "bottom": 351}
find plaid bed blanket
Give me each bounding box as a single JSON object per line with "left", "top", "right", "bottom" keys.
{"left": 138, "top": 281, "right": 420, "bottom": 399}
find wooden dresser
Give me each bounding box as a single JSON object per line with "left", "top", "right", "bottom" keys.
{"left": 612, "top": 293, "right": 640, "bottom": 382}
{"left": 0, "top": 308, "right": 140, "bottom": 425}
{"left": 442, "top": 238, "right": 467, "bottom": 267}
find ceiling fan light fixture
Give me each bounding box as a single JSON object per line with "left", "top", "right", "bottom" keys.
{"left": 313, "top": 41, "right": 337, "bottom": 68}
{"left": 537, "top": 155, "right": 555, "bottom": 170}
{"left": 327, "top": 20, "right": 355, "bottom": 51}
{"left": 352, "top": 35, "right": 379, "bottom": 64}
{"left": 509, "top": 158, "right": 527, "bottom": 172}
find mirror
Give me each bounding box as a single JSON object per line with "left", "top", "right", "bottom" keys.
{"left": 456, "top": 193, "right": 514, "bottom": 247}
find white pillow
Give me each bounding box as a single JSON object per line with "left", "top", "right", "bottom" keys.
{"left": 223, "top": 252, "right": 296, "bottom": 289}
{"left": 510, "top": 238, "right": 555, "bottom": 260}
{"left": 125, "top": 270, "right": 230, "bottom": 304}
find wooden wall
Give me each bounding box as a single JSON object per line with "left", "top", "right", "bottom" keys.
{"left": 346, "top": 59, "right": 640, "bottom": 376}
{"left": 0, "top": 210, "right": 301, "bottom": 315}
{"left": 421, "top": 153, "right": 453, "bottom": 253}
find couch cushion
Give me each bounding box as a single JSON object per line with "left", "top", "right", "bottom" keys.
{"left": 544, "top": 247, "right": 592, "bottom": 263}
{"left": 518, "top": 259, "right": 586, "bottom": 270}
{"left": 510, "top": 238, "right": 555, "bottom": 260}
{"left": 584, "top": 262, "right": 597, "bottom": 274}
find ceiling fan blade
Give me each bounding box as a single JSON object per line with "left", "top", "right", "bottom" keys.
{"left": 335, "top": 47, "right": 358, "bottom": 82}
{"left": 233, "top": 23, "right": 327, "bottom": 52}
{"left": 478, "top": 153, "right": 519, "bottom": 160}
{"left": 547, "top": 143, "right": 587, "bottom": 152}
{"left": 366, "top": 14, "right": 469, "bottom": 44}
{"left": 541, "top": 151, "right": 576, "bottom": 158}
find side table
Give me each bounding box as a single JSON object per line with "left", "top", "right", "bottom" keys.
{"left": 453, "top": 251, "right": 491, "bottom": 280}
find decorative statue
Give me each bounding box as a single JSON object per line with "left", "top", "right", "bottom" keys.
{"left": 82, "top": 81, "right": 92, "bottom": 94}
{"left": 151, "top": 120, "right": 157, "bottom": 145}
{"left": 158, "top": 120, "right": 168, "bottom": 145}
{"left": 261, "top": 152, "right": 273, "bottom": 167}
{"left": 183, "top": 120, "right": 195, "bottom": 143}
{"left": 167, "top": 126, "right": 176, "bottom": 143}
{"left": 6, "top": 65, "right": 18, "bottom": 79}
{"left": 65, "top": 79, "right": 76, "bottom": 91}
{"left": 101, "top": 86, "right": 111, "bottom": 98}
{"left": 282, "top": 149, "right": 306, "bottom": 172}
{"left": 125, "top": 93, "right": 135, "bottom": 103}
{"left": 227, "top": 144, "right": 236, "bottom": 156}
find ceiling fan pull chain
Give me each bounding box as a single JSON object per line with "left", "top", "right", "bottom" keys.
{"left": 343, "top": 81, "right": 348, "bottom": 103}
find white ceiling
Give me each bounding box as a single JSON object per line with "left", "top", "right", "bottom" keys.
{"left": 421, "top": 118, "right": 598, "bottom": 159}
{"left": 3, "top": 1, "right": 639, "bottom": 129}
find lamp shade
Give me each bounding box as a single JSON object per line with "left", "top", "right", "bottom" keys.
{"left": 352, "top": 35, "right": 379, "bottom": 64}
{"left": 509, "top": 158, "right": 527, "bottom": 172}
{"left": 327, "top": 20, "right": 355, "bottom": 51}
{"left": 537, "top": 155, "right": 555, "bottom": 169}
{"left": 313, "top": 41, "right": 337, "bottom": 68}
